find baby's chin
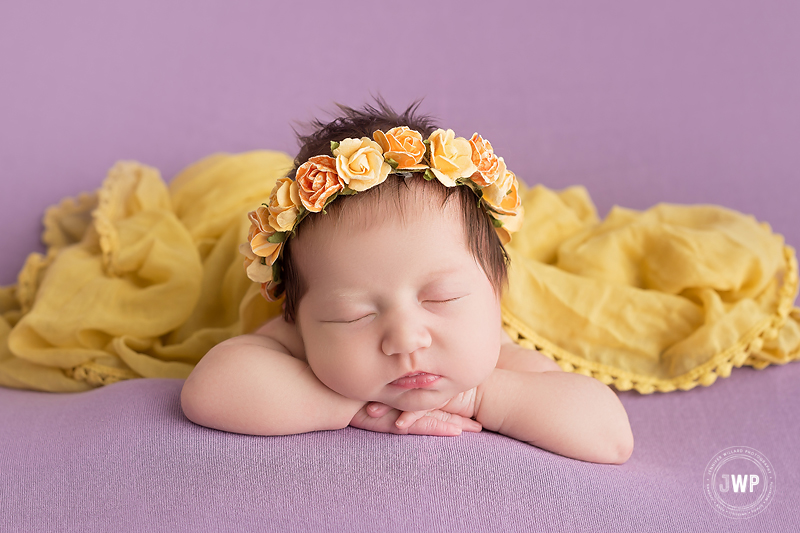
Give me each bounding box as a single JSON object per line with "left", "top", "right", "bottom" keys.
{"left": 381, "top": 389, "right": 460, "bottom": 413}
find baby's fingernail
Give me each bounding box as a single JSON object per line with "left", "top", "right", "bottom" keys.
{"left": 466, "top": 420, "right": 482, "bottom": 432}
{"left": 395, "top": 419, "right": 405, "bottom": 427}
{"left": 368, "top": 404, "right": 379, "bottom": 412}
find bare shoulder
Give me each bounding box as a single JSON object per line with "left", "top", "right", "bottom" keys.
{"left": 498, "top": 328, "right": 563, "bottom": 373}
{"left": 222, "top": 314, "right": 306, "bottom": 361}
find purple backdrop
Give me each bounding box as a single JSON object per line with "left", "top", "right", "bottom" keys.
{"left": 1, "top": 1, "right": 799, "bottom": 287}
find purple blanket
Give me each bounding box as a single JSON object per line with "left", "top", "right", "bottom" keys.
{"left": 2, "top": 362, "right": 797, "bottom": 532}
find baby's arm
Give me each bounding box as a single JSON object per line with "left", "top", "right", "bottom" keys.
{"left": 475, "top": 367, "right": 634, "bottom": 464}
{"left": 181, "top": 316, "right": 481, "bottom": 437}
{"left": 180, "top": 321, "right": 363, "bottom": 436}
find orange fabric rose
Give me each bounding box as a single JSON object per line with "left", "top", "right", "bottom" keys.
{"left": 334, "top": 137, "right": 391, "bottom": 191}
{"left": 267, "top": 176, "right": 302, "bottom": 231}
{"left": 373, "top": 127, "right": 427, "bottom": 170}
{"left": 247, "top": 207, "right": 282, "bottom": 265}
{"left": 428, "top": 129, "right": 477, "bottom": 186}
{"left": 261, "top": 280, "right": 282, "bottom": 302}
{"left": 469, "top": 133, "right": 503, "bottom": 187}
{"left": 295, "top": 155, "right": 343, "bottom": 213}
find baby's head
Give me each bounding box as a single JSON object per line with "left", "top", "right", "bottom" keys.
{"left": 244, "top": 98, "right": 522, "bottom": 410}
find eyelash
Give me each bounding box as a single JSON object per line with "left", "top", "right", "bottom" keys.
{"left": 337, "top": 297, "right": 462, "bottom": 323}
{"left": 427, "top": 297, "right": 462, "bottom": 304}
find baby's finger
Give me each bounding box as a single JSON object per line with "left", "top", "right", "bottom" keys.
{"left": 406, "top": 415, "right": 462, "bottom": 437}
{"left": 366, "top": 402, "right": 392, "bottom": 418}
{"left": 462, "top": 418, "right": 483, "bottom": 433}
{"left": 394, "top": 410, "right": 429, "bottom": 430}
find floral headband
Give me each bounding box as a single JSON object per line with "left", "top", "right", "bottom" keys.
{"left": 240, "top": 126, "right": 525, "bottom": 301}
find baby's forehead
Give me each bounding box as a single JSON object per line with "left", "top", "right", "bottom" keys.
{"left": 302, "top": 180, "right": 466, "bottom": 241}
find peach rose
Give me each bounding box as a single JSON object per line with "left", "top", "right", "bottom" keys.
{"left": 267, "top": 176, "right": 302, "bottom": 231}
{"left": 295, "top": 155, "right": 343, "bottom": 213}
{"left": 333, "top": 137, "right": 391, "bottom": 192}
{"left": 247, "top": 208, "right": 282, "bottom": 265}
{"left": 373, "top": 127, "right": 427, "bottom": 170}
{"left": 469, "top": 133, "right": 503, "bottom": 187}
{"left": 481, "top": 165, "right": 520, "bottom": 216}
{"left": 493, "top": 203, "right": 525, "bottom": 245}
{"left": 428, "top": 129, "right": 477, "bottom": 187}
{"left": 261, "top": 280, "right": 282, "bottom": 302}
{"left": 239, "top": 242, "right": 273, "bottom": 283}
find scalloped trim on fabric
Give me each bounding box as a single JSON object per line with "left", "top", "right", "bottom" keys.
{"left": 501, "top": 245, "right": 800, "bottom": 394}
{"left": 63, "top": 361, "right": 141, "bottom": 388}
{"left": 15, "top": 248, "right": 60, "bottom": 315}
{"left": 42, "top": 190, "right": 98, "bottom": 250}
{"left": 91, "top": 161, "right": 151, "bottom": 277}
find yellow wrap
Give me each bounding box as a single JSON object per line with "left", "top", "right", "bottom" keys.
{"left": 1, "top": 151, "right": 798, "bottom": 393}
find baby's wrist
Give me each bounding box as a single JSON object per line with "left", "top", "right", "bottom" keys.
{"left": 474, "top": 368, "right": 509, "bottom": 429}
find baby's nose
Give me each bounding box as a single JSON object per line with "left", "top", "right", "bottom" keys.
{"left": 380, "top": 310, "right": 432, "bottom": 357}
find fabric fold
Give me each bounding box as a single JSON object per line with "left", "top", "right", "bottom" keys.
{"left": 0, "top": 151, "right": 292, "bottom": 391}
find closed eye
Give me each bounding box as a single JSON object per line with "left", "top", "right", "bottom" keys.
{"left": 329, "top": 314, "right": 373, "bottom": 324}
{"left": 425, "top": 296, "right": 463, "bottom": 304}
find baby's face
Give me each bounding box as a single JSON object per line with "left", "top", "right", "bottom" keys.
{"left": 292, "top": 198, "right": 503, "bottom": 412}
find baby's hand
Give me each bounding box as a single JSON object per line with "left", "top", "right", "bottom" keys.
{"left": 351, "top": 389, "right": 480, "bottom": 437}
{"left": 349, "top": 399, "right": 480, "bottom": 437}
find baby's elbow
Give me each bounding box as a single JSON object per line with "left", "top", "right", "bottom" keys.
{"left": 180, "top": 377, "right": 210, "bottom": 427}
{"left": 612, "top": 430, "right": 634, "bottom": 464}
{"left": 605, "top": 410, "right": 635, "bottom": 464}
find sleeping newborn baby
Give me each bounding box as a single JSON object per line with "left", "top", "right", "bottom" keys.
{"left": 180, "top": 101, "right": 634, "bottom": 465}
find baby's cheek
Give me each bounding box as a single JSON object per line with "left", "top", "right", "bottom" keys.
{"left": 458, "top": 324, "right": 502, "bottom": 381}
{"left": 306, "top": 347, "right": 376, "bottom": 400}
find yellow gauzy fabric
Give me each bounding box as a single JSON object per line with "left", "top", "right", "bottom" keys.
{"left": 0, "top": 151, "right": 291, "bottom": 392}
{"left": 1, "top": 151, "right": 798, "bottom": 393}
{"left": 501, "top": 182, "right": 800, "bottom": 393}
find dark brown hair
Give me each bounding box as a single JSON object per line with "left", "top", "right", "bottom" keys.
{"left": 280, "top": 96, "right": 510, "bottom": 323}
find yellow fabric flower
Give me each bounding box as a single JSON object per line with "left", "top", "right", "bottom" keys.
{"left": 239, "top": 242, "right": 273, "bottom": 283}
{"left": 373, "top": 127, "right": 427, "bottom": 170}
{"left": 247, "top": 207, "right": 282, "bottom": 265}
{"left": 428, "top": 128, "right": 477, "bottom": 186}
{"left": 481, "top": 164, "right": 520, "bottom": 215}
{"left": 333, "top": 137, "right": 391, "bottom": 192}
{"left": 267, "top": 177, "right": 301, "bottom": 231}
{"left": 493, "top": 203, "right": 525, "bottom": 245}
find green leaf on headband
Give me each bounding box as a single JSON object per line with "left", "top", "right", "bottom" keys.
{"left": 385, "top": 157, "right": 399, "bottom": 169}
{"left": 272, "top": 261, "right": 282, "bottom": 284}
{"left": 267, "top": 232, "right": 286, "bottom": 243}
{"left": 422, "top": 140, "right": 432, "bottom": 163}
{"left": 330, "top": 141, "right": 340, "bottom": 152}
{"left": 396, "top": 172, "right": 413, "bottom": 180}
{"left": 423, "top": 169, "right": 436, "bottom": 181}
{"left": 261, "top": 257, "right": 267, "bottom": 265}
{"left": 491, "top": 217, "right": 504, "bottom": 228}
{"left": 340, "top": 187, "right": 358, "bottom": 195}
{"left": 457, "top": 178, "right": 481, "bottom": 194}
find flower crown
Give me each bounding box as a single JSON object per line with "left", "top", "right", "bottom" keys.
{"left": 240, "top": 126, "right": 525, "bottom": 301}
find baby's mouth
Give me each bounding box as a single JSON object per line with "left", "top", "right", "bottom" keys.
{"left": 389, "top": 372, "right": 441, "bottom": 389}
